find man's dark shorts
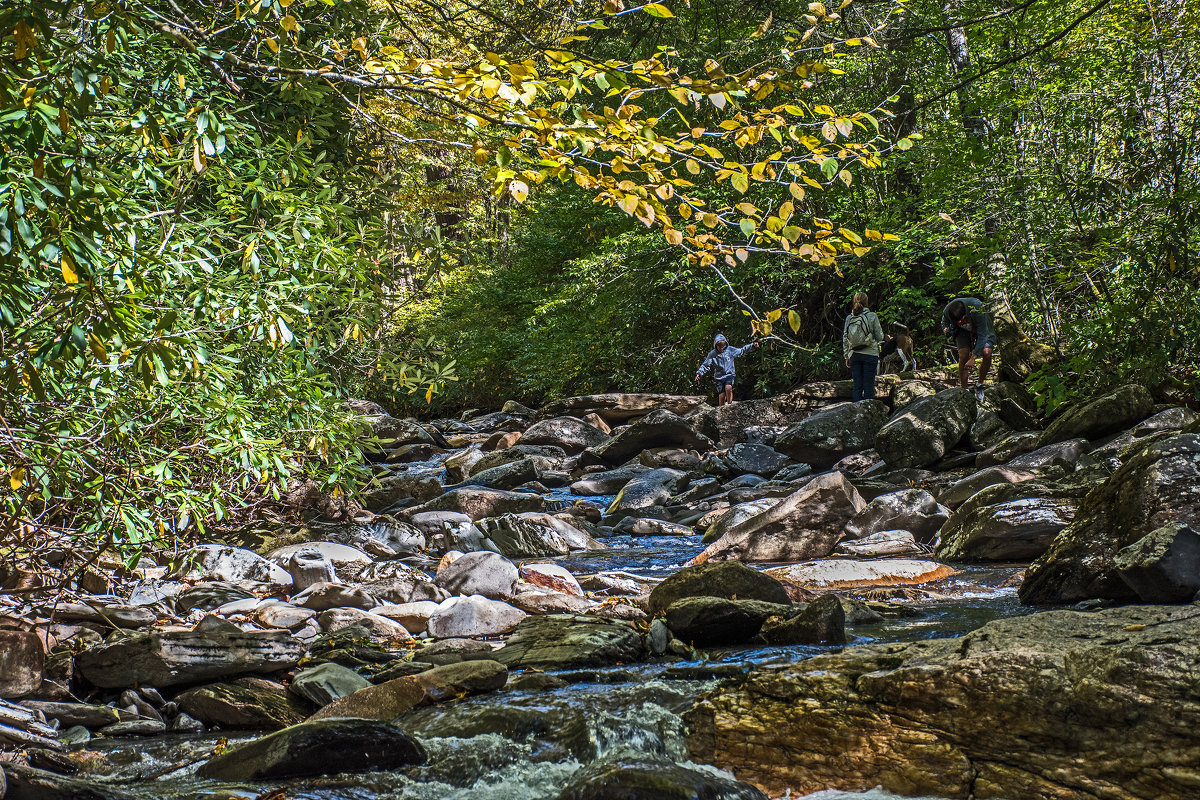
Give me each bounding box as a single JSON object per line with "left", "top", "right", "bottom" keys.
{"left": 715, "top": 378, "right": 734, "bottom": 393}
{"left": 953, "top": 327, "right": 974, "bottom": 351}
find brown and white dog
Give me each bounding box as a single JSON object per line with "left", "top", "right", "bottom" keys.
{"left": 880, "top": 322, "right": 916, "bottom": 373}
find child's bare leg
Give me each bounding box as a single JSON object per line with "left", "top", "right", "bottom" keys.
{"left": 721, "top": 385, "right": 734, "bottom": 405}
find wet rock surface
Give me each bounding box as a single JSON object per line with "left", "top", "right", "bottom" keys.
{"left": 686, "top": 605, "right": 1200, "bottom": 800}
{"left": 7, "top": 380, "right": 1199, "bottom": 800}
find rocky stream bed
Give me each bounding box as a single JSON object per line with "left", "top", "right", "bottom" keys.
{"left": 2, "top": 376, "right": 1199, "bottom": 800}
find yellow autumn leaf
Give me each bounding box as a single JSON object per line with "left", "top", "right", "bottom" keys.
{"left": 265, "top": 37, "right": 280, "bottom": 53}
{"left": 665, "top": 228, "right": 684, "bottom": 245}
{"left": 788, "top": 309, "right": 802, "bottom": 334}
{"left": 9, "top": 466, "right": 24, "bottom": 491}
{"left": 62, "top": 256, "right": 79, "bottom": 284}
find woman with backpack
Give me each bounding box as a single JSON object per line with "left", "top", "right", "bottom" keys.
{"left": 843, "top": 292, "right": 885, "bottom": 402}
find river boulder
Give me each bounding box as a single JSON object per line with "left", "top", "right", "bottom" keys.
{"left": 773, "top": 401, "right": 888, "bottom": 469}
{"left": 74, "top": 615, "right": 304, "bottom": 689}
{"left": 434, "top": 551, "right": 519, "bottom": 600}
{"left": 755, "top": 593, "right": 845, "bottom": 646}
{"left": 1019, "top": 433, "right": 1200, "bottom": 605}
{"left": 492, "top": 615, "right": 645, "bottom": 670}
{"left": 766, "top": 559, "right": 955, "bottom": 592}
{"left": 425, "top": 595, "right": 527, "bottom": 638}
{"left": 606, "top": 468, "right": 690, "bottom": 522}
{"left": 720, "top": 443, "right": 792, "bottom": 477}
{"left": 585, "top": 409, "right": 714, "bottom": 466}
{"left": 198, "top": 717, "right": 427, "bottom": 780}
{"left": 176, "top": 677, "right": 311, "bottom": 730}
{"left": 556, "top": 757, "right": 769, "bottom": 800}
{"left": 648, "top": 562, "right": 790, "bottom": 616}
{"left": 875, "top": 389, "right": 977, "bottom": 468}
{"left": 664, "top": 597, "right": 793, "bottom": 646}
{"left": 308, "top": 660, "right": 508, "bottom": 722}
{"left": 521, "top": 416, "right": 611, "bottom": 454}
{"left": 410, "top": 487, "right": 545, "bottom": 521}
{"left": 570, "top": 465, "right": 649, "bottom": 496}
{"left": 290, "top": 662, "right": 371, "bottom": 707}
{"left": 692, "top": 473, "right": 864, "bottom": 564}
{"left": 685, "top": 604, "right": 1200, "bottom": 799}
{"left": 1038, "top": 383, "right": 1154, "bottom": 446}
{"left": 459, "top": 458, "right": 540, "bottom": 491}
{"left": 937, "top": 494, "right": 1078, "bottom": 562}
{"left": 843, "top": 489, "right": 948, "bottom": 544}
{"left": 1113, "top": 523, "right": 1200, "bottom": 603}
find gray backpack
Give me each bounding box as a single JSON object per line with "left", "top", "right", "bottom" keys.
{"left": 845, "top": 313, "right": 874, "bottom": 351}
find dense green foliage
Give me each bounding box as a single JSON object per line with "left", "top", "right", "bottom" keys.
{"left": 2, "top": 0, "right": 1196, "bottom": 577}
{"left": 397, "top": 0, "right": 1199, "bottom": 413}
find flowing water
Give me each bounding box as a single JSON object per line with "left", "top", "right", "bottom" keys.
{"left": 76, "top": 487, "right": 1030, "bottom": 799}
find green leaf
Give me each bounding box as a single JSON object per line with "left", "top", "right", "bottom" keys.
{"left": 820, "top": 158, "right": 838, "bottom": 180}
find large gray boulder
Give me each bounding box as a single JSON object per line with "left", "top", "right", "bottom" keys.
{"left": 1114, "top": 523, "right": 1200, "bottom": 603}
{"left": 198, "top": 718, "right": 427, "bottom": 780}
{"left": 309, "top": 660, "right": 508, "bottom": 722}
{"left": 936, "top": 466, "right": 1042, "bottom": 509}
{"left": 353, "top": 561, "right": 443, "bottom": 605}
{"left": 875, "top": 389, "right": 977, "bottom": 468}
{"left": 176, "top": 677, "right": 311, "bottom": 730}
{"left": 426, "top": 595, "right": 527, "bottom": 638}
{"left": 434, "top": 551, "right": 519, "bottom": 600}
{"left": 664, "top": 597, "right": 793, "bottom": 646}
{"left": 606, "top": 468, "right": 690, "bottom": 522}
{"left": 469, "top": 444, "right": 567, "bottom": 476}
{"left": 685, "top": 605, "right": 1200, "bottom": 800}
{"left": 290, "top": 662, "right": 371, "bottom": 707}
{"left": 409, "top": 487, "right": 545, "bottom": 521}
{"left": 937, "top": 496, "right": 1078, "bottom": 562}
{"left": 693, "top": 472, "right": 864, "bottom": 564}
{"left": 1038, "top": 384, "right": 1154, "bottom": 446}
{"left": 774, "top": 401, "right": 888, "bottom": 469}
{"left": 75, "top": 615, "right": 304, "bottom": 689}
{"left": 409, "top": 511, "right": 492, "bottom": 554}
{"left": 493, "top": 615, "right": 645, "bottom": 670}
{"left": 721, "top": 443, "right": 792, "bottom": 477}
{"left": 647, "top": 562, "right": 790, "bottom": 616}
{"left": 570, "top": 465, "right": 649, "bottom": 496}
{"left": 458, "top": 458, "right": 540, "bottom": 491}
{"left": 521, "top": 416, "right": 611, "bottom": 454}
{"left": 177, "top": 544, "right": 292, "bottom": 587}
{"left": 1020, "top": 433, "right": 1200, "bottom": 604}
{"left": 475, "top": 514, "right": 574, "bottom": 557}
{"left": 556, "top": 758, "right": 767, "bottom": 800}
{"left": 585, "top": 409, "right": 714, "bottom": 466}
{"left": 843, "top": 489, "right": 948, "bottom": 544}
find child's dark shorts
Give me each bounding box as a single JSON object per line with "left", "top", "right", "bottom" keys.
{"left": 715, "top": 378, "right": 734, "bottom": 393}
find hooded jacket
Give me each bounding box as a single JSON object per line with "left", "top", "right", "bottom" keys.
{"left": 696, "top": 334, "right": 754, "bottom": 382}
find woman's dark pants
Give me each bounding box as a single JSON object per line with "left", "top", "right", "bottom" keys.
{"left": 850, "top": 353, "right": 879, "bottom": 402}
